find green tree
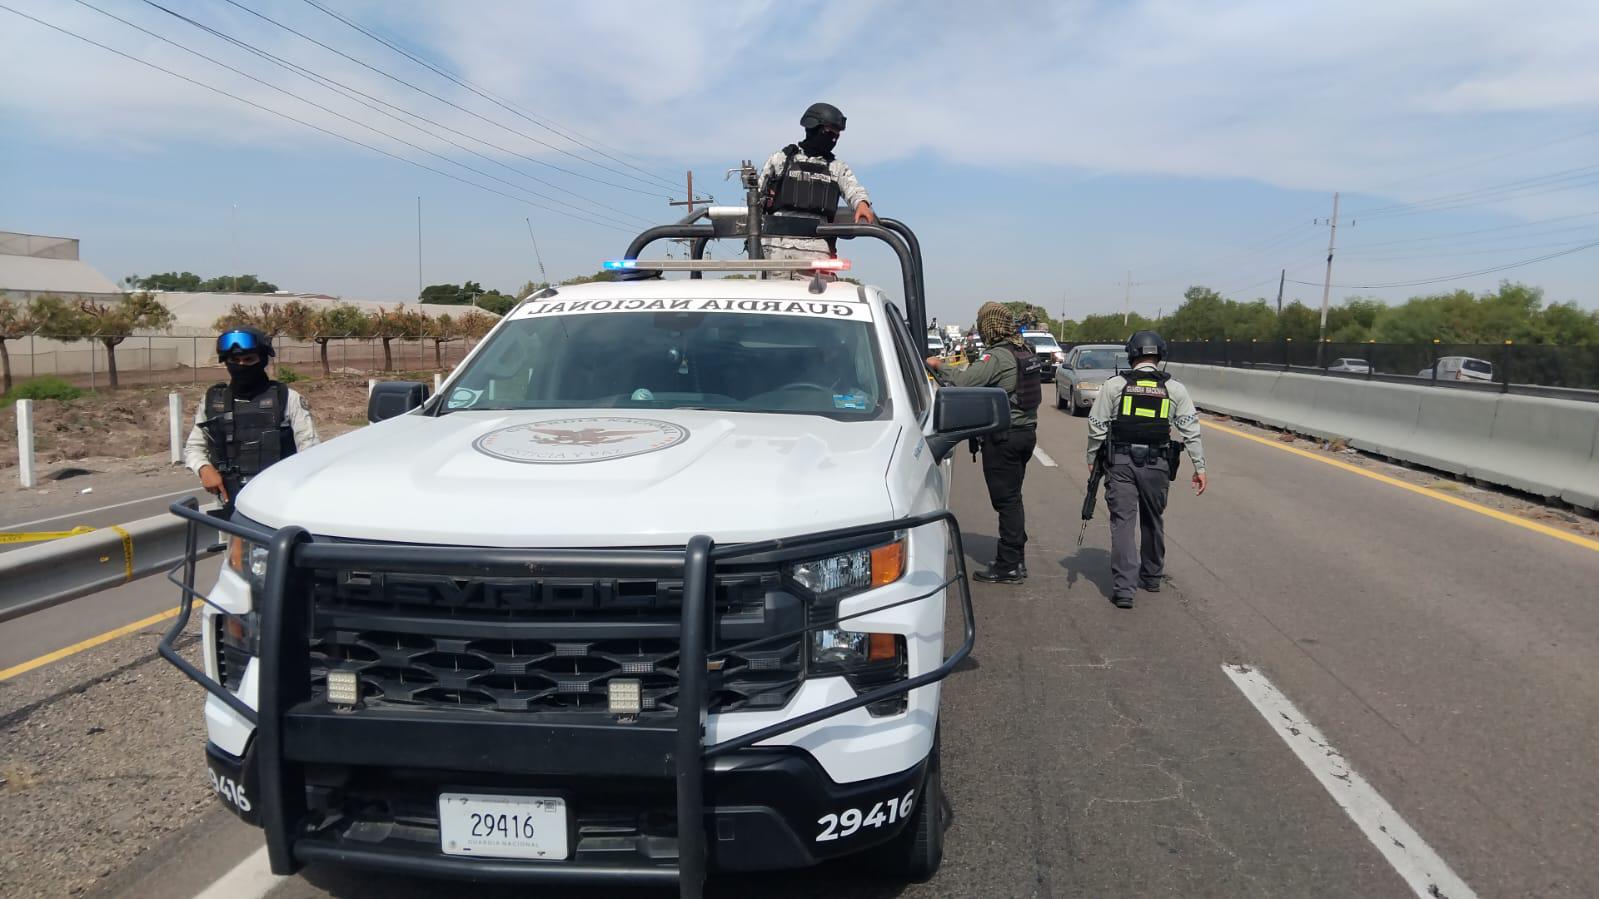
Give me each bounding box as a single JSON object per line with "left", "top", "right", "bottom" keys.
{"left": 127, "top": 271, "right": 203, "bottom": 291}
{"left": 53, "top": 292, "right": 175, "bottom": 388}
{"left": 559, "top": 270, "right": 618, "bottom": 286}
{"left": 370, "top": 305, "right": 428, "bottom": 371}
{"left": 197, "top": 274, "right": 279, "bottom": 293}
{"left": 0, "top": 297, "right": 50, "bottom": 394}
{"left": 517, "top": 280, "right": 552, "bottom": 297}
{"left": 303, "top": 304, "right": 370, "bottom": 377}
{"left": 454, "top": 309, "right": 499, "bottom": 341}
{"left": 476, "top": 292, "right": 516, "bottom": 315}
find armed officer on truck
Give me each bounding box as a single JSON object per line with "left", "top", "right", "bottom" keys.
{"left": 927, "top": 303, "right": 1044, "bottom": 584}
{"left": 1085, "top": 331, "right": 1208, "bottom": 609}
{"left": 758, "top": 102, "right": 876, "bottom": 277}
{"left": 183, "top": 327, "right": 319, "bottom": 510}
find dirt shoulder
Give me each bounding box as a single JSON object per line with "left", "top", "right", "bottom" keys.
{"left": 1, "top": 375, "right": 430, "bottom": 518}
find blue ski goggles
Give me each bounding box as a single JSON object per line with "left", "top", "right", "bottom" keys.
{"left": 216, "top": 330, "right": 262, "bottom": 356}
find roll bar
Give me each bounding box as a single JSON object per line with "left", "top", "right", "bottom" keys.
{"left": 627, "top": 207, "right": 929, "bottom": 335}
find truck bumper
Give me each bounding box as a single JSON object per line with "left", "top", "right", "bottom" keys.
{"left": 206, "top": 735, "right": 929, "bottom": 878}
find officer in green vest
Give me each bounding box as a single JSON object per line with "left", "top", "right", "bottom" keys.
{"left": 927, "top": 302, "right": 1044, "bottom": 583}
{"left": 1085, "top": 331, "right": 1208, "bottom": 608}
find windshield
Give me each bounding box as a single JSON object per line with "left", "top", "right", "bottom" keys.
{"left": 1074, "top": 350, "right": 1129, "bottom": 370}
{"left": 1025, "top": 335, "right": 1060, "bottom": 351}
{"left": 443, "top": 301, "right": 886, "bottom": 420}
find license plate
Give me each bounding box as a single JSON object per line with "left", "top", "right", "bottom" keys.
{"left": 438, "top": 793, "right": 569, "bottom": 860}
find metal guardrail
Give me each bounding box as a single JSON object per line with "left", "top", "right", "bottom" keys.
{"left": 0, "top": 500, "right": 220, "bottom": 623}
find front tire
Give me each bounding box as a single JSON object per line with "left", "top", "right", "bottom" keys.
{"left": 862, "top": 734, "right": 944, "bottom": 882}
{"left": 1056, "top": 385, "right": 1068, "bottom": 410}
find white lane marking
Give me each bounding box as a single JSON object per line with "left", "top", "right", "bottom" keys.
{"left": 1031, "top": 447, "right": 1058, "bottom": 468}
{"left": 2, "top": 487, "right": 199, "bottom": 531}
{"left": 1222, "top": 664, "right": 1477, "bottom": 899}
{"left": 192, "top": 846, "right": 284, "bottom": 899}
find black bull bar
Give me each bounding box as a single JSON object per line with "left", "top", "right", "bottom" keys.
{"left": 158, "top": 498, "right": 977, "bottom": 897}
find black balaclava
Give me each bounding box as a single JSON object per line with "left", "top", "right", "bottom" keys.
{"left": 226, "top": 357, "right": 271, "bottom": 396}
{"left": 800, "top": 127, "right": 839, "bottom": 157}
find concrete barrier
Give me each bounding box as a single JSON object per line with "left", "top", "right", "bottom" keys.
{"left": 1166, "top": 363, "right": 1599, "bottom": 513}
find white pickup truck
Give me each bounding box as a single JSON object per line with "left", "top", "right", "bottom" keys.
{"left": 163, "top": 212, "right": 1006, "bottom": 897}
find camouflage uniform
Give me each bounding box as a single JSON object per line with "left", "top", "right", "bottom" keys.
{"left": 757, "top": 147, "right": 871, "bottom": 267}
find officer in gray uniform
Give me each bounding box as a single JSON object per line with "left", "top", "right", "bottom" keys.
{"left": 1085, "top": 331, "right": 1208, "bottom": 608}
{"left": 758, "top": 102, "right": 876, "bottom": 275}
{"left": 183, "top": 327, "right": 319, "bottom": 509}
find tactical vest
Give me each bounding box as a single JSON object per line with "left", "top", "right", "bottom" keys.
{"left": 1110, "top": 370, "right": 1172, "bottom": 446}
{"left": 1003, "top": 343, "right": 1044, "bottom": 413}
{"left": 770, "top": 145, "right": 842, "bottom": 218}
{"left": 202, "top": 382, "right": 296, "bottom": 487}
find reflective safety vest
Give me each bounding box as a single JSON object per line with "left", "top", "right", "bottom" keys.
{"left": 202, "top": 382, "right": 297, "bottom": 490}
{"left": 1110, "top": 370, "right": 1172, "bottom": 446}
{"left": 769, "top": 145, "right": 842, "bottom": 219}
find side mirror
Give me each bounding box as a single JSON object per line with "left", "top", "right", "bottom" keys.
{"left": 368, "top": 381, "right": 431, "bottom": 423}
{"left": 926, "top": 387, "right": 1009, "bottom": 462}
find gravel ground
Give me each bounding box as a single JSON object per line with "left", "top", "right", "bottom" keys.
{"left": 0, "top": 618, "right": 213, "bottom": 898}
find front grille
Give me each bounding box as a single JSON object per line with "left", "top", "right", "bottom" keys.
{"left": 306, "top": 566, "right": 806, "bottom": 715}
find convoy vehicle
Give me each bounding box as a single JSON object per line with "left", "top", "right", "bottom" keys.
{"left": 926, "top": 334, "right": 948, "bottom": 357}
{"left": 1020, "top": 331, "right": 1062, "bottom": 382}
{"left": 161, "top": 201, "right": 1002, "bottom": 898}
{"left": 1418, "top": 355, "right": 1493, "bottom": 382}
{"left": 1056, "top": 344, "right": 1128, "bottom": 416}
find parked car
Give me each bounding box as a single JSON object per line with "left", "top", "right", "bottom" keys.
{"left": 1327, "top": 357, "right": 1371, "bottom": 374}
{"left": 1055, "top": 344, "right": 1129, "bottom": 416}
{"left": 926, "top": 334, "right": 947, "bottom": 357}
{"left": 1418, "top": 356, "right": 1493, "bottom": 382}
{"left": 1020, "top": 331, "right": 1063, "bottom": 382}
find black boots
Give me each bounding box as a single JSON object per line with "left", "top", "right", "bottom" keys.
{"left": 975, "top": 562, "right": 1026, "bottom": 584}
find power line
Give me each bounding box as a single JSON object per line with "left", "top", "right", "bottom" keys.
{"left": 1285, "top": 239, "right": 1599, "bottom": 290}
{"left": 219, "top": 0, "right": 671, "bottom": 199}
{"left": 1345, "top": 237, "right": 1599, "bottom": 264}
{"left": 1348, "top": 163, "right": 1599, "bottom": 219}
{"left": 1336, "top": 211, "right": 1599, "bottom": 251}
{"left": 134, "top": 0, "right": 654, "bottom": 227}
{"left": 0, "top": 3, "right": 633, "bottom": 234}
{"left": 76, "top": 0, "right": 642, "bottom": 230}
{"left": 1363, "top": 123, "right": 1599, "bottom": 195}
{"left": 297, "top": 0, "right": 679, "bottom": 192}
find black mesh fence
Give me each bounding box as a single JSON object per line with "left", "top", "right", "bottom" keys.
{"left": 1160, "top": 341, "right": 1599, "bottom": 394}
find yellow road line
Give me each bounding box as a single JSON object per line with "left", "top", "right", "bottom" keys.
{"left": 0, "top": 606, "right": 181, "bottom": 683}
{"left": 1206, "top": 420, "right": 1599, "bottom": 554}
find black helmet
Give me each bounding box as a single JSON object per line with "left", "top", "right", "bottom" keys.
{"left": 1125, "top": 330, "right": 1167, "bottom": 362}
{"left": 216, "top": 327, "right": 274, "bottom": 361}
{"left": 800, "top": 102, "right": 846, "bottom": 131}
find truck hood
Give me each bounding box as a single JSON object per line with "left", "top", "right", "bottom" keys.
{"left": 237, "top": 410, "right": 904, "bottom": 547}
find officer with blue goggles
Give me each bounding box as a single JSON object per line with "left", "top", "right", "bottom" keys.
{"left": 183, "top": 327, "right": 320, "bottom": 508}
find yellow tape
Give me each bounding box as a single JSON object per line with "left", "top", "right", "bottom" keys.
{"left": 111, "top": 524, "right": 133, "bottom": 581}
{"left": 0, "top": 526, "right": 96, "bottom": 545}
{"left": 0, "top": 606, "right": 182, "bottom": 683}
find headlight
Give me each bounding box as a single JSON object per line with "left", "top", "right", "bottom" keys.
{"left": 810, "top": 628, "right": 907, "bottom": 714}
{"left": 227, "top": 535, "right": 269, "bottom": 587}
{"left": 784, "top": 536, "right": 905, "bottom": 602}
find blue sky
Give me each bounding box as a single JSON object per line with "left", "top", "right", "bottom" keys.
{"left": 3, "top": 0, "right": 1597, "bottom": 325}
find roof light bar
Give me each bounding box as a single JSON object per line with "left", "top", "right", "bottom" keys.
{"left": 602, "top": 258, "right": 851, "bottom": 273}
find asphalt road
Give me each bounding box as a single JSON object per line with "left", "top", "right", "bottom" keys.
{"left": 5, "top": 404, "right": 1598, "bottom": 898}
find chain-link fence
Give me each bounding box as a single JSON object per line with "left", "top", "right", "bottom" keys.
{"left": 1152, "top": 340, "right": 1599, "bottom": 398}
{"left": 2, "top": 333, "right": 486, "bottom": 392}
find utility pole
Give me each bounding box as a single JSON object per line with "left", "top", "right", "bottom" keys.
{"left": 1276, "top": 268, "right": 1285, "bottom": 316}
{"left": 231, "top": 204, "right": 238, "bottom": 293}
{"left": 1118, "top": 271, "right": 1140, "bottom": 326}
{"left": 668, "top": 170, "right": 714, "bottom": 218}
{"left": 1317, "top": 192, "right": 1340, "bottom": 365}
{"left": 416, "top": 196, "right": 423, "bottom": 298}
{"left": 667, "top": 171, "right": 714, "bottom": 259}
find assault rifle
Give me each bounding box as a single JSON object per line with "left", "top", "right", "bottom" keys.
{"left": 1079, "top": 443, "right": 1108, "bottom": 546}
